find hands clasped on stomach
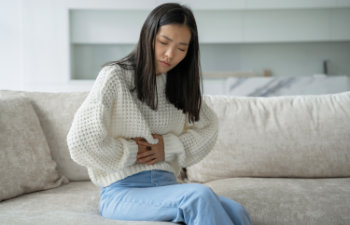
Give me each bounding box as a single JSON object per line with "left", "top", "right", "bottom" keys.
{"left": 132, "top": 134, "right": 165, "bottom": 165}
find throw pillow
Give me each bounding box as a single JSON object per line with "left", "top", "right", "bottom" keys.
{"left": 0, "top": 96, "right": 68, "bottom": 201}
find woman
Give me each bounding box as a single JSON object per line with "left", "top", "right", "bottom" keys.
{"left": 67, "top": 3, "right": 251, "bottom": 225}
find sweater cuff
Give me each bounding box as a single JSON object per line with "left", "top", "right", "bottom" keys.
{"left": 120, "top": 139, "right": 139, "bottom": 167}
{"left": 163, "top": 133, "right": 184, "bottom": 162}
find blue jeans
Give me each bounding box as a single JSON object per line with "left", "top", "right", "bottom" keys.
{"left": 99, "top": 170, "right": 251, "bottom": 225}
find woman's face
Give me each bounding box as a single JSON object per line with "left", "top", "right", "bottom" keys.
{"left": 154, "top": 24, "right": 191, "bottom": 75}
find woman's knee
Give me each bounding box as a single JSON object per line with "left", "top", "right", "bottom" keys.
{"left": 182, "top": 183, "right": 216, "bottom": 200}
{"left": 225, "top": 199, "right": 251, "bottom": 224}
{"left": 219, "top": 196, "right": 250, "bottom": 216}
{"left": 233, "top": 202, "right": 249, "bottom": 217}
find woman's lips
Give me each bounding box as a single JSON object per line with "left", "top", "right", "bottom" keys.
{"left": 160, "top": 61, "right": 170, "bottom": 67}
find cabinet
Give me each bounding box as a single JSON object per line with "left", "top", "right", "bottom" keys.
{"left": 20, "top": 0, "right": 350, "bottom": 91}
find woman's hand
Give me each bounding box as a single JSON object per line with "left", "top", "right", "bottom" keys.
{"left": 132, "top": 134, "right": 165, "bottom": 165}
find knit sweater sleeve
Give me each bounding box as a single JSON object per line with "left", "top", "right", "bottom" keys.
{"left": 162, "top": 97, "right": 218, "bottom": 168}
{"left": 66, "top": 66, "right": 139, "bottom": 171}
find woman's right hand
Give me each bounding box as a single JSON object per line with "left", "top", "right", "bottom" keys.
{"left": 131, "top": 135, "right": 165, "bottom": 165}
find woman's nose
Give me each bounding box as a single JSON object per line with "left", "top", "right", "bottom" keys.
{"left": 165, "top": 48, "right": 174, "bottom": 60}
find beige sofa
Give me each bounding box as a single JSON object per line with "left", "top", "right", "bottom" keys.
{"left": 0, "top": 90, "right": 350, "bottom": 225}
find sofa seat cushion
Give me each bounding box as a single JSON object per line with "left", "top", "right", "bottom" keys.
{"left": 0, "top": 182, "right": 174, "bottom": 225}
{"left": 206, "top": 177, "right": 350, "bottom": 225}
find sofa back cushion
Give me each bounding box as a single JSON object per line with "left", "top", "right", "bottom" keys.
{"left": 0, "top": 90, "right": 89, "bottom": 181}
{"left": 187, "top": 92, "right": 350, "bottom": 183}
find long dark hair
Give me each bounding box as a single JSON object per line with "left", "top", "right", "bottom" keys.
{"left": 103, "top": 3, "right": 202, "bottom": 123}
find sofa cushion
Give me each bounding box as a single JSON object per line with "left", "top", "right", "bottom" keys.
{"left": 0, "top": 95, "right": 68, "bottom": 201}
{"left": 206, "top": 177, "right": 350, "bottom": 225}
{"left": 24, "top": 91, "right": 90, "bottom": 181}
{"left": 188, "top": 92, "right": 350, "bottom": 182}
{"left": 0, "top": 90, "right": 90, "bottom": 181}
{"left": 0, "top": 182, "right": 174, "bottom": 225}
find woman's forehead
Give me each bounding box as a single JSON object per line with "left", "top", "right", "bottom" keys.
{"left": 157, "top": 24, "right": 191, "bottom": 44}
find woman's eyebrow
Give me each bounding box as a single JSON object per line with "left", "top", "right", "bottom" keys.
{"left": 160, "top": 35, "right": 189, "bottom": 46}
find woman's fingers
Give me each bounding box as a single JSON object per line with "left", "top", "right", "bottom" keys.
{"left": 137, "top": 148, "right": 160, "bottom": 164}
{"left": 137, "top": 150, "right": 154, "bottom": 158}
{"left": 132, "top": 137, "right": 145, "bottom": 142}
{"left": 146, "top": 158, "right": 158, "bottom": 165}
{"left": 137, "top": 144, "right": 154, "bottom": 154}
{"left": 137, "top": 153, "right": 156, "bottom": 163}
{"left": 136, "top": 140, "right": 153, "bottom": 147}
{"left": 133, "top": 134, "right": 163, "bottom": 165}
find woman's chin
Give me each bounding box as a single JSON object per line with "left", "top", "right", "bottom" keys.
{"left": 156, "top": 69, "right": 168, "bottom": 75}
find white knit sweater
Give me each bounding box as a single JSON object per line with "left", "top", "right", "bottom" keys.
{"left": 67, "top": 65, "right": 218, "bottom": 187}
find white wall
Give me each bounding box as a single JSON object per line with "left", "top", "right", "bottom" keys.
{"left": 1, "top": 0, "right": 350, "bottom": 92}
{"left": 0, "top": 0, "right": 22, "bottom": 90}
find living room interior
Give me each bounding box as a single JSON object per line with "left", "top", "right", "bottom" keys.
{"left": 1, "top": 0, "right": 350, "bottom": 225}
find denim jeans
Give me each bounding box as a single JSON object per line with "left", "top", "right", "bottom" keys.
{"left": 99, "top": 170, "right": 251, "bottom": 225}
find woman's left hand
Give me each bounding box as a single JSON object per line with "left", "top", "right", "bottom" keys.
{"left": 133, "top": 134, "right": 165, "bottom": 165}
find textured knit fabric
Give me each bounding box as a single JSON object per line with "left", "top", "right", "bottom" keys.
{"left": 66, "top": 65, "right": 218, "bottom": 187}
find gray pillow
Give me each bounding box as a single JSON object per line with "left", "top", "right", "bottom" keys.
{"left": 0, "top": 96, "right": 68, "bottom": 201}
